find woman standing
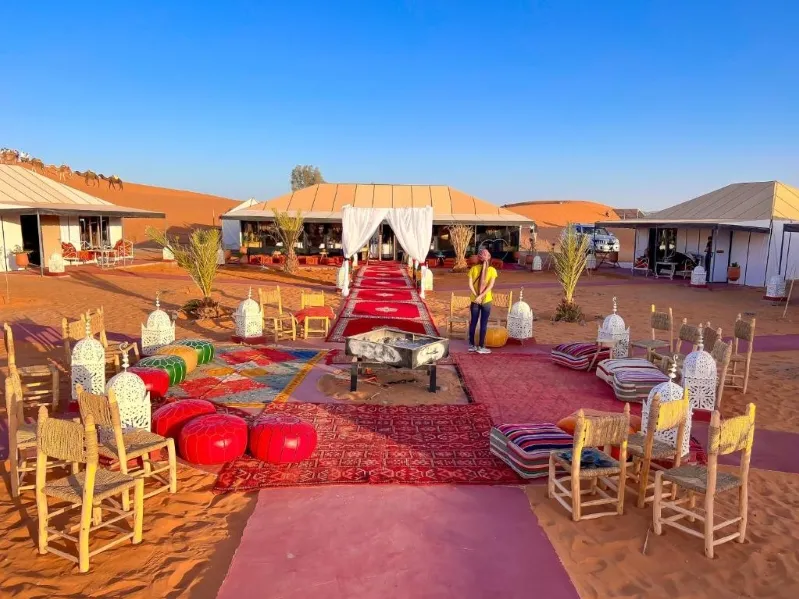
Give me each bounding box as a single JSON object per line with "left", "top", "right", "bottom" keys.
{"left": 467, "top": 249, "right": 498, "bottom": 354}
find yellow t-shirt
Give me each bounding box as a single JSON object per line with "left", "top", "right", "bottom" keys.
{"left": 468, "top": 265, "right": 498, "bottom": 303}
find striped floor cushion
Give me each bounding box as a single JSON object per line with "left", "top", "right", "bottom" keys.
{"left": 596, "top": 358, "right": 660, "bottom": 385}
{"left": 551, "top": 342, "right": 610, "bottom": 371}
{"left": 490, "top": 423, "right": 573, "bottom": 479}
{"left": 612, "top": 368, "right": 669, "bottom": 403}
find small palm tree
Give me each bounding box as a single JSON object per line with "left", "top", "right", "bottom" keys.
{"left": 271, "top": 210, "right": 305, "bottom": 273}
{"left": 553, "top": 223, "right": 589, "bottom": 321}
{"left": 447, "top": 223, "right": 473, "bottom": 271}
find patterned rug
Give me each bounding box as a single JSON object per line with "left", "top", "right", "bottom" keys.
{"left": 166, "top": 344, "right": 326, "bottom": 407}
{"left": 214, "top": 403, "right": 521, "bottom": 492}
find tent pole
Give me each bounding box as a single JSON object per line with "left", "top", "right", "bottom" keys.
{"left": 36, "top": 210, "right": 44, "bottom": 276}
{"left": 783, "top": 279, "right": 794, "bottom": 318}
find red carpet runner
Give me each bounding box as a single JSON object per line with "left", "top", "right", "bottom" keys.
{"left": 326, "top": 261, "right": 439, "bottom": 342}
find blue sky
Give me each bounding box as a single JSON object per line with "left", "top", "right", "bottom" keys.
{"left": 1, "top": 1, "right": 797, "bottom": 210}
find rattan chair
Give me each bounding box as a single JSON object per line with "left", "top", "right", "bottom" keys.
{"left": 447, "top": 294, "right": 472, "bottom": 339}
{"left": 653, "top": 403, "right": 756, "bottom": 558}
{"left": 547, "top": 405, "right": 630, "bottom": 521}
{"left": 710, "top": 338, "right": 732, "bottom": 409}
{"left": 488, "top": 291, "right": 514, "bottom": 327}
{"left": 626, "top": 391, "right": 689, "bottom": 508}
{"left": 35, "top": 407, "right": 144, "bottom": 572}
{"left": 653, "top": 319, "right": 700, "bottom": 366}
{"left": 258, "top": 287, "right": 297, "bottom": 342}
{"left": 630, "top": 305, "right": 674, "bottom": 359}
{"left": 62, "top": 310, "right": 138, "bottom": 375}
{"left": 702, "top": 323, "right": 721, "bottom": 355}
{"left": 299, "top": 289, "right": 330, "bottom": 338}
{"left": 3, "top": 322, "right": 60, "bottom": 411}
{"left": 728, "top": 314, "right": 755, "bottom": 394}
{"left": 76, "top": 385, "right": 177, "bottom": 509}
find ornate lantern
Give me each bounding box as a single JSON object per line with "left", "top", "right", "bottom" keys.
{"left": 141, "top": 293, "right": 176, "bottom": 356}
{"left": 48, "top": 252, "right": 65, "bottom": 274}
{"left": 338, "top": 260, "right": 351, "bottom": 296}
{"left": 644, "top": 359, "right": 691, "bottom": 457}
{"left": 106, "top": 345, "right": 151, "bottom": 431}
{"left": 597, "top": 297, "right": 630, "bottom": 358}
{"left": 682, "top": 325, "right": 718, "bottom": 412}
{"left": 765, "top": 275, "right": 787, "bottom": 300}
{"left": 216, "top": 248, "right": 225, "bottom": 266}
{"left": 421, "top": 266, "right": 434, "bottom": 292}
{"left": 531, "top": 255, "right": 542, "bottom": 271}
{"left": 507, "top": 287, "right": 534, "bottom": 342}
{"left": 233, "top": 287, "right": 263, "bottom": 340}
{"left": 690, "top": 265, "right": 707, "bottom": 287}
{"left": 586, "top": 253, "right": 597, "bottom": 270}
{"left": 71, "top": 315, "right": 106, "bottom": 400}
{"left": 162, "top": 247, "right": 175, "bottom": 261}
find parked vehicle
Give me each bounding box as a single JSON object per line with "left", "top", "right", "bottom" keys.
{"left": 572, "top": 224, "right": 620, "bottom": 253}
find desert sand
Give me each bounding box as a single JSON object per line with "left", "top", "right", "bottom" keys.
{"left": 2, "top": 261, "right": 798, "bottom": 598}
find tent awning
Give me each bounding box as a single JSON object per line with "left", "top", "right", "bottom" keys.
{"left": 221, "top": 210, "right": 532, "bottom": 227}
{"left": 595, "top": 218, "right": 770, "bottom": 234}
{"left": 0, "top": 202, "right": 164, "bottom": 218}
{"left": 783, "top": 222, "right": 799, "bottom": 233}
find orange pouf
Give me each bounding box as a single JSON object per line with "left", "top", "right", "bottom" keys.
{"left": 159, "top": 344, "right": 199, "bottom": 373}
{"left": 484, "top": 327, "right": 508, "bottom": 348}
{"left": 557, "top": 410, "right": 642, "bottom": 435}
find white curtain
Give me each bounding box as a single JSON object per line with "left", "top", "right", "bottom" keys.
{"left": 341, "top": 206, "right": 389, "bottom": 259}
{"left": 386, "top": 206, "right": 433, "bottom": 264}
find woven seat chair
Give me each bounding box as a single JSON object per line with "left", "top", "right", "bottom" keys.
{"left": 630, "top": 305, "right": 674, "bottom": 360}
{"left": 728, "top": 314, "right": 756, "bottom": 394}
{"left": 62, "top": 310, "right": 138, "bottom": 375}
{"left": 258, "top": 287, "right": 297, "bottom": 342}
{"left": 3, "top": 322, "right": 61, "bottom": 412}
{"left": 626, "top": 391, "right": 689, "bottom": 509}
{"left": 76, "top": 385, "right": 177, "bottom": 509}
{"left": 702, "top": 323, "right": 721, "bottom": 355}
{"left": 653, "top": 319, "right": 700, "bottom": 367}
{"left": 709, "top": 337, "right": 733, "bottom": 410}
{"left": 547, "top": 404, "right": 630, "bottom": 521}
{"left": 653, "top": 403, "right": 756, "bottom": 558}
{"left": 447, "top": 294, "right": 472, "bottom": 339}
{"left": 299, "top": 289, "right": 330, "bottom": 338}
{"left": 487, "top": 291, "right": 514, "bottom": 327}
{"left": 35, "top": 407, "right": 144, "bottom": 572}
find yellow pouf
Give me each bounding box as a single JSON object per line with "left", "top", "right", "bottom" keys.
{"left": 484, "top": 327, "right": 508, "bottom": 348}
{"left": 159, "top": 344, "right": 199, "bottom": 373}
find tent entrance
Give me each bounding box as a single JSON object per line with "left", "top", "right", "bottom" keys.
{"left": 19, "top": 214, "right": 41, "bottom": 266}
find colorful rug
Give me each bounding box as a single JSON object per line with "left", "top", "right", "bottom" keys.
{"left": 214, "top": 403, "right": 521, "bottom": 492}
{"left": 167, "top": 344, "right": 327, "bottom": 407}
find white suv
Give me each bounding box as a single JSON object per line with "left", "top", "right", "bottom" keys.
{"left": 573, "top": 224, "right": 620, "bottom": 253}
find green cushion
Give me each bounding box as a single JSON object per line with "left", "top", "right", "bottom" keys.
{"left": 173, "top": 339, "right": 215, "bottom": 365}
{"left": 137, "top": 354, "right": 187, "bottom": 386}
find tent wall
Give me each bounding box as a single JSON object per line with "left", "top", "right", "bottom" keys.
{"left": 743, "top": 232, "right": 769, "bottom": 287}
{"left": 222, "top": 219, "right": 242, "bottom": 249}
{"left": 59, "top": 216, "right": 81, "bottom": 246}
{"left": 710, "top": 228, "right": 732, "bottom": 283}
{"left": 108, "top": 217, "right": 123, "bottom": 245}
{"left": 0, "top": 215, "right": 24, "bottom": 272}
{"left": 634, "top": 228, "right": 650, "bottom": 258}
{"left": 780, "top": 228, "right": 799, "bottom": 279}
{"left": 729, "top": 231, "right": 752, "bottom": 286}
{"left": 40, "top": 215, "right": 61, "bottom": 262}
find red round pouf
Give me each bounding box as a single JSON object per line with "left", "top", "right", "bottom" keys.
{"left": 151, "top": 399, "right": 216, "bottom": 440}
{"left": 178, "top": 414, "right": 248, "bottom": 465}
{"left": 128, "top": 366, "right": 170, "bottom": 400}
{"left": 249, "top": 415, "right": 318, "bottom": 464}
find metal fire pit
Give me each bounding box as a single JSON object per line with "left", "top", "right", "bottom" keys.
{"left": 344, "top": 327, "right": 450, "bottom": 393}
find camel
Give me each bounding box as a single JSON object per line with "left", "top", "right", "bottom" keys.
{"left": 77, "top": 170, "right": 100, "bottom": 186}
{"left": 99, "top": 174, "right": 123, "bottom": 191}
{"left": 57, "top": 164, "right": 72, "bottom": 181}
{"left": 0, "top": 149, "right": 19, "bottom": 163}
{"left": 29, "top": 158, "right": 45, "bottom": 173}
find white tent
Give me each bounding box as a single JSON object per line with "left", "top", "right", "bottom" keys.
{"left": 221, "top": 198, "right": 258, "bottom": 249}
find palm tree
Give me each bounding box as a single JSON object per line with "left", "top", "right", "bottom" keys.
{"left": 271, "top": 211, "right": 305, "bottom": 273}
{"left": 553, "top": 223, "right": 589, "bottom": 321}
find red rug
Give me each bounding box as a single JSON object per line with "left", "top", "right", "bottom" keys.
{"left": 331, "top": 317, "right": 431, "bottom": 340}
{"left": 355, "top": 277, "right": 411, "bottom": 289}
{"left": 354, "top": 289, "right": 414, "bottom": 301}
{"left": 214, "top": 403, "right": 521, "bottom": 492}
{"left": 349, "top": 300, "right": 421, "bottom": 319}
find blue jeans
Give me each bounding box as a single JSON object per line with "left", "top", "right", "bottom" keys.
{"left": 469, "top": 301, "right": 492, "bottom": 347}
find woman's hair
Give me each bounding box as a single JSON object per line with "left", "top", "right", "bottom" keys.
{"left": 478, "top": 248, "right": 491, "bottom": 262}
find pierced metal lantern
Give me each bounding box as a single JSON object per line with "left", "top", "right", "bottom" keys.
{"left": 421, "top": 266, "right": 434, "bottom": 291}
{"left": 597, "top": 297, "right": 629, "bottom": 358}
{"left": 106, "top": 345, "right": 151, "bottom": 431}
{"left": 162, "top": 247, "right": 175, "bottom": 261}
{"left": 586, "top": 253, "right": 597, "bottom": 270}
{"left": 141, "top": 293, "right": 176, "bottom": 356}
{"left": 532, "top": 255, "right": 542, "bottom": 271}
{"left": 216, "top": 248, "right": 225, "bottom": 266}
{"left": 690, "top": 265, "right": 707, "bottom": 287}
{"left": 233, "top": 287, "right": 263, "bottom": 339}
{"left": 766, "top": 275, "right": 787, "bottom": 299}
{"left": 507, "top": 287, "right": 534, "bottom": 341}
{"left": 644, "top": 359, "right": 691, "bottom": 457}
{"left": 338, "top": 261, "right": 351, "bottom": 296}
{"left": 682, "top": 325, "right": 718, "bottom": 412}
{"left": 71, "top": 316, "right": 106, "bottom": 400}
{"left": 48, "top": 252, "right": 65, "bottom": 274}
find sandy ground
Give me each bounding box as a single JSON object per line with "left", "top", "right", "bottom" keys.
{"left": 2, "top": 262, "right": 799, "bottom": 597}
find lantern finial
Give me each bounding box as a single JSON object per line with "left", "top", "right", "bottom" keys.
{"left": 155, "top": 291, "right": 161, "bottom": 310}
{"left": 519, "top": 287, "right": 524, "bottom": 302}
{"left": 612, "top": 296, "right": 617, "bottom": 314}
{"left": 120, "top": 342, "right": 130, "bottom": 370}
{"left": 669, "top": 358, "right": 678, "bottom": 381}
{"left": 84, "top": 314, "right": 92, "bottom": 339}
{"left": 248, "top": 287, "right": 253, "bottom": 300}
{"left": 697, "top": 323, "right": 704, "bottom": 352}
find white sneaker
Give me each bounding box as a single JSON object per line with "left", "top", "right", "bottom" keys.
{"left": 468, "top": 345, "right": 477, "bottom": 352}
{"left": 477, "top": 347, "right": 492, "bottom": 354}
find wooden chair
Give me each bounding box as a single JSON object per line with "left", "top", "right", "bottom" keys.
{"left": 631, "top": 255, "right": 650, "bottom": 277}
{"left": 488, "top": 291, "right": 514, "bottom": 327}
{"left": 299, "top": 289, "right": 330, "bottom": 338}
{"left": 62, "top": 310, "right": 139, "bottom": 375}
{"left": 702, "top": 323, "right": 721, "bottom": 353}
{"left": 76, "top": 385, "right": 177, "bottom": 508}
{"left": 653, "top": 404, "right": 756, "bottom": 558}
{"left": 626, "top": 392, "right": 689, "bottom": 508}
{"left": 547, "top": 405, "right": 630, "bottom": 521}
{"left": 728, "top": 314, "right": 755, "bottom": 394}
{"left": 447, "top": 294, "right": 472, "bottom": 339}
{"left": 3, "top": 322, "right": 60, "bottom": 411}
{"left": 35, "top": 407, "right": 144, "bottom": 573}
{"left": 630, "top": 305, "right": 673, "bottom": 359}
{"left": 653, "top": 319, "right": 700, "bottom": 367}
{"left": 258, "top": 287, "right": 297, "bottom": 342}
{"left": 710, "top": 338, "right": 732, "bottom": 410}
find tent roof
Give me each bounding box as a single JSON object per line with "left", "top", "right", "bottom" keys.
{"left": 222, "top": 183, "right": 533, "bottom": 225}
{"left": 0, "top": 165, "right": 164, "bottom": 218}
{"left": 652, "top": 181, "right": 799, "bottom": 221}
{"left": 595, "top": 218, "right": 771, "bottom": 233}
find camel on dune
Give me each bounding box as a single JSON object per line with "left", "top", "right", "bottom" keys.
{"left": 57, "top": 164, "right": 72, "bottom": 181}
{"left": 74, "top": 170, "right": 100, "bottom": 186}
{"left": 29, "top": 158, "right": 45, "bottom": 173}
{"left": 99, "top": 174, "right": 123, "bottom": 190}
{"left": 0, "top": 149, "right": 19, "bottom": 163}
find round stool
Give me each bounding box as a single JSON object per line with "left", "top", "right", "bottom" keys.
{"left": 173, "top": 339, "right": 215, "bottom": 365}
{"left": 484, "top": 327, "right": 508, "bottom": 348}
{"left": 152, "top": 399, "right": 216, "bottom": 439}
{"left": 128, "top": 366, "right": 170, "bottom": 399}
{"left": 249, "top": 415, "right": 317, "bottom": 464}
{"left": 159, "top": 345, "right": 199, "bottom": 374}
{"left": 136, "top": 354, "right": 188, "bottom": 386}
{"left": 179, "top": 414, "right": 248, "bottom": 465}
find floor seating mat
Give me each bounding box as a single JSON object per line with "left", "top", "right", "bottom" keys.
{"left": 214, "top": 403, "right": 521, "bottom": 492}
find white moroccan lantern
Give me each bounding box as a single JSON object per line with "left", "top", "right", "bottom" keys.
{"left": 644, "top": 359, "right": 691, "bottom": 457}
{"left": 421, "top": 266, "right": 434, "bottom": 292}
{"left": 216, "top": 248, "right": 225, "bottom": 266}
{"left": 690, "top": 265, "right": 707, "bottom": 287}
{"left": 233, "top": 287, "right": 263, "bottom": 339}
{"left": 106, "top": 345, "right": 151, "bottom": 431}
{"left": 766, "top": 275, "right": 787, "bottom": 300}
{"left": 48, "top": 252, "right": 65, "bottom": 274}
{"left": 162, "top": 247, "right": 175, "bottom": 261}
{"left": 532, "top": 255, "right": 542, "bottom": 271}
{"left": 507, "top": 287, "right": 534, "bottom": 341}
{"left": 338, "top": 260, "right": 351, "bottom": 296}
{"left": 586, "top": 253, "right": 597, "bottom": 270}
{"left": 682, "top": 325, "right": 718, "bottom": 412}
{"left": 352, "top": 253, "right": 358, "bottom": 267}
{"left": 71, "top": 315, "right": 106, "bottom": 400}
{"left": 141, "top": 293, "right": 176, "bottom": 356}
{"left": 597, "top": 297, "right": 630, "bottom": 358}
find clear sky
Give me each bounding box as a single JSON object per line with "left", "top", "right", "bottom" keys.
{"left": 1, "top": 1, "right": 797, "bottom": 210}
